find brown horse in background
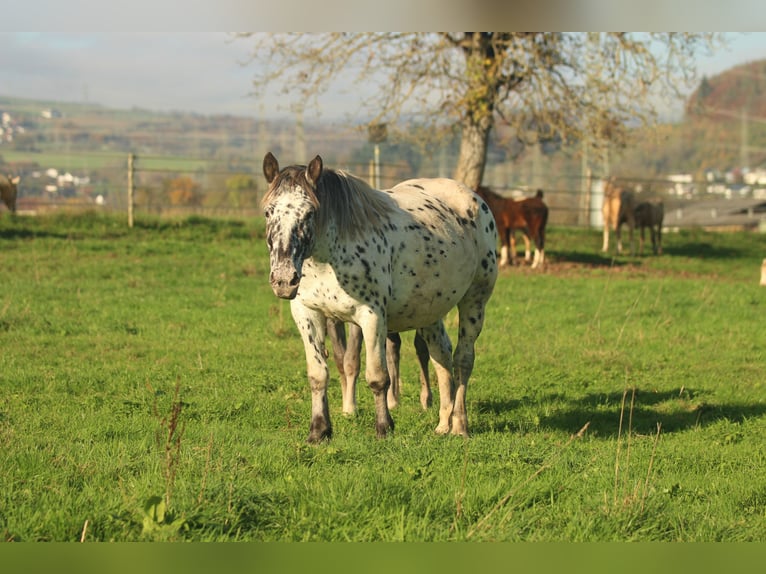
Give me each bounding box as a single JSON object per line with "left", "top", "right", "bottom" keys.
{"left": 475, "top": 186, "right": 548, "bottom": 268}
{"left": 601, "top": 177, "right": 637, "bottom": 255}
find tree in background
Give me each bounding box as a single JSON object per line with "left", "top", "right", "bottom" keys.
{"left": 239, "top": 32, "right": 724, "bottom": 190}
{"left": 164, "top": 176, "right": 201, "bottom": 206}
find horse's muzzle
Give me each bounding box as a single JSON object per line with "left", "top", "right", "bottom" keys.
{"left": 270, "top": 267, "right": 301, "bottom": 300}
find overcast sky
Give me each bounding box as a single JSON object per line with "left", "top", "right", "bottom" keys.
{"left": 1, "top": 32, "right": 766, "bottom": 122}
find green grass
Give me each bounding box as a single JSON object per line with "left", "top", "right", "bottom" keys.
{"left": 1, "top": 213, "right": 765, "bottom": 541}
{"left": 2, "top": 150, "right": 214, "bottom": 173}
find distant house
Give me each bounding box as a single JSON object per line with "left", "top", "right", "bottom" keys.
{"left": 40, "top": 108, "right": 62, "bottom": 120}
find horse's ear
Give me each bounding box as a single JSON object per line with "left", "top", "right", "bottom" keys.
{"left": 263, "top": 152, "right": 279, "bottom": 183}
{"left": 306, "top": 155, "right": 323, "bottom": 186}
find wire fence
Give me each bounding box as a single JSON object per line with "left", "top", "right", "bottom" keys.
{"left": 10, "top": 151, "right": 766, "bottom": 232}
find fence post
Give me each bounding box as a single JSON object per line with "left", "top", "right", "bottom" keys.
{"left": 127, "top": 153, "right": 135, "bottom": 228}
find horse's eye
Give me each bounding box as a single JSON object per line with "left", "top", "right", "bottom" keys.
{"left": 264, "top": 207, "right": 273, "bottom": 219}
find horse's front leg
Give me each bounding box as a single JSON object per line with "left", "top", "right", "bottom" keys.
{"left": 358, "top": 312, "right": 394, "bottom": 438}
{"left": 291, "top": 300, "right": 332, "bottom": 443}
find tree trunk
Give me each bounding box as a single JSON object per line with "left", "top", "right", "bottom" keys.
{"left": 453, "top": 114, "right": 493, "bottom": 191}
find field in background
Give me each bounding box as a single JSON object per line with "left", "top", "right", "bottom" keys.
{"left": 1, "top": 213, "right": 765, "bottom": 541}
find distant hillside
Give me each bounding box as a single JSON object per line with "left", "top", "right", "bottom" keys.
{"left": 686, "top": 59, "right": 766, "bottom": 120}
{"left": 611, "top": 59, "right": 766, "bottom": 180}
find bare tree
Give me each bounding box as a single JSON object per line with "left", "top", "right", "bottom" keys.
{"left": 237, "top": 32, "right": 724, "bottom": 190}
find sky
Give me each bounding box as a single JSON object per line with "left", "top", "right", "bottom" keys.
{"left": 1, "top": 32, "right": 766, "bottom": 123}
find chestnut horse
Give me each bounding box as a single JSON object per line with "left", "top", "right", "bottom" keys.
{"left": 601, "top": 177, "right": 637, "bottom": 255}
{"left": 474, "top": 186, "right": 548, "bottom": 268}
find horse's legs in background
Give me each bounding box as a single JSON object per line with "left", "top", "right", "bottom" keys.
{"left": 413, "top": 332, "right": 432, "bottom": 409}
{"left": 639, "top": 224, "right": 646, "bottom": 256}
{"left": 416, "top": 322, "right": 453, "bottom": 434}
{"left": 615, "top": 221, "right": 624, "bottom": 254}
{"left": 326, "top": 317, "right": 347, "bottom": 383}
{"left": 656, "top": 221, "right": 663, "bottom": 255}
{"left": 531, "top": 224, "right": 545, "bottom": 269}
{"left": 602, "top": 225, "right": 610, "bottom": 253}
{"left": 386, "top": 332, "right": 402, "bottom": 408}
{"left": 291, "top": 300, "right": 332, "bottom": 443}
{"left": 499, "top": 227, "right": 511, "bottom": 266}
{"left": 327, "top": 319, "right": 346, "bottom": 369}
{"left": 522, "top": 232, "right": 532, "bottom": 263}
{"left": 341, "top": 323, "right": 363, "bottom": 415}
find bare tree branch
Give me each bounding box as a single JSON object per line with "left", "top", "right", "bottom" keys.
{"left": 236, "top": 32, "right": 726, "bottom": 189}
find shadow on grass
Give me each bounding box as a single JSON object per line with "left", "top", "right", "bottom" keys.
{"left": 662, "top": 242, "right": 744, "bottom": 260}
{"left": 474, "top": 388, "right": 766, "bottom": 438}
{"left": 549, "top": 250, "right": 635, "bottom": 268}
{"left": 0, "top": 227, "right": 71, "bottom": 240}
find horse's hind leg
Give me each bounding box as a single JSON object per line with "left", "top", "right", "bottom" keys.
{"left": 531, "top": 226, "right": 544, "bottom": 269}
{"left": 341, "top": 323, "right": 363, "bottom": 415}
{"left": 386, "top": 332, "right": 402, "bottom": 409}
{"left": 417, "top": 322, "right": 453, "bottom": 434}
{"left": 523, "top": 233, "right": 532, "bottom": 263}
{"left": 326, "top": 317, "right": 347, "bottom": 380}
{"left": 414, "top": 332, "right": 432, "bottom": 409}
{"left": 656, "top": 223, "right": 663, "bottom": 255}
{"left": 499, "top": 228, "right": 511, "bottom": 266}
{"left": 451, "top": 282, "right": 495, "bottom": 437}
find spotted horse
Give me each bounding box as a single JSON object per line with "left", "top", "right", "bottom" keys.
{"left": 262, "top": 152, "right": 498, "bottom": 442}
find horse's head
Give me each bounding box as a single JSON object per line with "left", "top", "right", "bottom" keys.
{"left": 262, "top": 152, "right": 323, "bottom": 300}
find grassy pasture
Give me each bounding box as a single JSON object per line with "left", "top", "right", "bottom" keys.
{"left": 0, "top": 212, "right": 765, "bottom": 541}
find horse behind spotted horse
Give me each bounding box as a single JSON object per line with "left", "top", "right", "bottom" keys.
{"left": 262, "top": 152, "right": 498, "bottom": 442}
{"left": 474, "top": 186, "right": 548, "bottom": 268}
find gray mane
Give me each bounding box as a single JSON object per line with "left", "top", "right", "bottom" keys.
{"left": 264, "top": 165, "right": 396, "bottom": 241}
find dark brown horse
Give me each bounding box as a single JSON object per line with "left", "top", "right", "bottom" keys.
{"left": 474, "top": 186, "right": 548, "bottom": 268}
{"left": 0, "top": 174, "right": 19, "bottom": 213}
{"left": 634, "top": 200, "right": 664, "bottom": 255}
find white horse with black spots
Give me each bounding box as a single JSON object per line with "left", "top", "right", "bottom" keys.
{"left": 262, "top": 152, "right": 498, "bottom": 443}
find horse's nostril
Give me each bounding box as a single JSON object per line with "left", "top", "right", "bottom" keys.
{"left": 289, "top": 274, "right": 300, "bottom": 286}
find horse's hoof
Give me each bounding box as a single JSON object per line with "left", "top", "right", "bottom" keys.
{"left": 307, "top": 431, "right": 331, "bottom": 444}
{"left": 308, "top": 417, "right": 332, "bottom": 443}
{"left": 434, "top": 423, "right": 450, "bottom": 434}
{"left": 450, "top": 416, "right": 469, "bottom": 437}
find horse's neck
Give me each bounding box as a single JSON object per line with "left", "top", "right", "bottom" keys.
{"left": 308, "top": 220, "right": 342, "bottom": 263}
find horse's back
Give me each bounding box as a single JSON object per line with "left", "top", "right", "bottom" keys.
{"left": 392, "top": 178, "right": 477, "bottom": 214}
{"left": 383, "top": 177, "right": 498, "bottom": 332}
